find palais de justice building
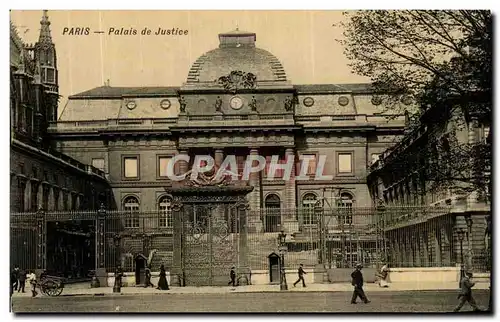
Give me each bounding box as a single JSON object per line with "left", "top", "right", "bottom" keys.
{"left": 53, "top": 29, "right": 405, "bottom": 223}
{"left": 43, "top": 28, "right": 410, "bottom": 282}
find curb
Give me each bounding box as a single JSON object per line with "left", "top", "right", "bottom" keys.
{"left": 50, "top": 288, "right": 492, "bottom": 297}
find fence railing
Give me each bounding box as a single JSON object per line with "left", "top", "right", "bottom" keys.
{"left": 10, "top": 205, "right": 490, "bottom": 277}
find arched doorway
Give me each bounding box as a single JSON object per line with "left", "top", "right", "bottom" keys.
{"left": 264, "top": 194, "right": 281, "bottom": 232}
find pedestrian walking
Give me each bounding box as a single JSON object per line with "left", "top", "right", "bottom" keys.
{"left": 228, "top": 266, "right": 236, "bottom": 287}
{"left": 26, "top": 270, "right": 38, "bottom": 298}
{"left": 351, "top": 263, "right": 370, "bottom": 304}
{"left": 157, "top": 265, "right": 169, "bottom": 290}
{"left": 454, "top": 271, "right": 481, "bottom": 312}
{"left": 18, "top": 268, "right": 26, "bottom": 293}
{"left": 293, "top": 264, "right": 307, "bottom": 287}
{"left": 144, "top": 266, "right": 154, "bottom": 288}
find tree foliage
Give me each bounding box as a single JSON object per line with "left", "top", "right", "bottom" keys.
{"left": 341, "top": 10, "right": 492, "bottom": 199}
{"left": 340, "top": 10, "right": 491, "bottom": 116}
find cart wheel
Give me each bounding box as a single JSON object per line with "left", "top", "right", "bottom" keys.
{"left": 42, "top": 280, "right": 59, "bottom": 297}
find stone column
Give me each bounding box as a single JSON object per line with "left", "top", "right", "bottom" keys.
{"left": 35, "top": 209, "right": 46, "bottom": 273}
{"left": 214, "top": 148, "right": 224, "bottom": 168}
{"left": 37, "top": 182, "right": 43, "bottom": 210}
{"left": 178, "top": 149, "right": 189, "bottom": 176}
{"left": 75, "top": 195, "right": 81, "bottom": 210}
{"left": 95, "top": 205, "right": 107, "bottom": 286}
{"left": 171, "top": 202, "right": 184, "bottom": 286}
{"left": 247, "top": 148, "right": 262, "bottom": 232}
{"left": 283, "top": 148, "right": 299, "bottom": 233}
{"left": 237, "top": 202, "right": 251, "bottom": 285}
{"left": 24, "top": 181, "right": 31, "bottom": 212}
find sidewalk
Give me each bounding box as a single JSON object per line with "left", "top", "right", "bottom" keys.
{"left": 11, "top": 281, "right": 490, "bottom": 298}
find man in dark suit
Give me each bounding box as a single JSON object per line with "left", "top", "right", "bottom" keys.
{"left": 228, "top": 266, "right": 236, "bottom": 287}
{"left": 12, "top": 266, "right": 19, "bottom": 292}
{"left": 18, "top": 268, "right": 26, "bottom": 293}
{"left": 351, "top": 263, "right": 370, "bottom": 304}
{"left": 10, "top": 267, "right": 18, "bottom": 297}
{"left": 454, "top": 271, "right": 481, "bottom": 312}
{"left": 293, "top": 264, "right": 307, "bottom": 287}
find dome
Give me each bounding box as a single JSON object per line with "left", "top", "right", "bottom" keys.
{"left": 186, "top": 30, "right": 287, "bottom": 84}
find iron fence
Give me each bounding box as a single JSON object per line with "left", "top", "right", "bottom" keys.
{"left": 10, "top": 205, "right": 491, "bottom": 279}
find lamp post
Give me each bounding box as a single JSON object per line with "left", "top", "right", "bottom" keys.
{"left": 113, "top": 234, "right": 122, "bottom": 293}
{"left": 277, "top": 230, "right": 288, "bottom": 291}
{"left": 456, "top": 228, "right": 465, "bottom": 286}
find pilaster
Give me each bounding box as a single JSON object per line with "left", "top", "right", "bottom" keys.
{"left": 247, "top": 148, "right": 262, "bottom": 232}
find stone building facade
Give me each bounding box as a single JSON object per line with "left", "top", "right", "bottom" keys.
{"left": 10, "top": 11, "right": 111, "bottom": 213}
{"left": 367, "top": 103, "right": 490, "bottom": 270}
{"left": 38, "top": 28, "right": 412, "bottom": 281}
{"left": 51, "top": 30, "right": 406, "bottom": 235}
{"left": 10, "top": 12, "right": 112, "bottom": 275}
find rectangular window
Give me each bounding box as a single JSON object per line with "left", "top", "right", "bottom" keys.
{"left": 237, "top": 155, "right": 245, "bottom": 177}
{"left": 298, "top": 154, "right": 317, "bottom": 176}
{"left": 92, "top": 158, "right": 105, "bottom": 171}
{"left": 46, "top": 68, "right": 55, "bottom": 84}
{"left": 265, "top": 156, "right": 285, "bottom": 179}
{"left": 338, "top": 153, "right": 353, "bottom": 173}
{"left": 123, "top": 157, "right": 138, "bottom": 178}
{"left": 158, "top": 156, "right": 171, "bottom": 178}
{"left": 478, "top": 124, "right": 490, "bottom": 144}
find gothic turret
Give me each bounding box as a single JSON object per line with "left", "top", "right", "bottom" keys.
{"left": 33, "top": 10, "right": 59, "bottom": 145}
{"left": 34, "top": 10, "right": 58, "bottom": 94}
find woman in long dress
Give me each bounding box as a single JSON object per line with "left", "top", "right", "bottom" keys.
{"left": 157, "top": 265, "right": 169, "bottom": 290}
{"left": 378, "top": 263, "right": 389, "bottom": 288}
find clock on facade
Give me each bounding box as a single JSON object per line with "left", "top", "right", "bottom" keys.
{"left": 160, "top": 99, "right": 171, "bottom": 110}
{"left": 229, "top": 96, "right": 243, "bottom": 110}
{"left": 126, "top": 100, "right": 136, "bottom": 110}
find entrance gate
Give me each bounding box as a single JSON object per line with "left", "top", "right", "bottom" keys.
{"left": 168, "top": 185, "right": 253, "bottom": 287}
{"left": 181, "top": 204, "right": 239, "bottom": 285}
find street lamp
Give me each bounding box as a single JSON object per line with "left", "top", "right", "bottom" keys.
{"left": 113, "top": 234, "right": 123, "bottom": 293}
{"left": 277, "top": 230, "right": 288, "bottom": 291}
{"left": 456, "top": 228, "right": 465, "bottom": 285}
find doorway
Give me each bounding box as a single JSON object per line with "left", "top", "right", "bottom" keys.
{"left": 135, "top": 254, "right": 147, "bottom": 285}
{"left": 268, "top": 253, "right": 280, "bottom": 284}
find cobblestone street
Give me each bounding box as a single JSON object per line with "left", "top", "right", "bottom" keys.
{"left": 11, "top": 290, "right": 491, "bottom": 313}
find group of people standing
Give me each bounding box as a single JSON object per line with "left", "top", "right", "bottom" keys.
{"left": 10, "top": 265, "right": 38, "bottom": 297}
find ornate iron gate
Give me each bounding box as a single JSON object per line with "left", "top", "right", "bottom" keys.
{"left": 181, "top": 204, "right": 239, "bottom": 286}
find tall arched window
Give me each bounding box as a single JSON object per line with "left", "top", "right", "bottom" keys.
{"left": 264, "top": 194, "right": 281, "bottom": 232}
{"left": 302, "top": 193, "right": 318, "bottom": 225}
{"left": 338, "top": 192, "right": 353, "bottom": 225}
{"left": 123, "top": 196, "right": 140, "bottom": 228}
{"left": 158, "top": 195, "right": 173, "bottom": 228}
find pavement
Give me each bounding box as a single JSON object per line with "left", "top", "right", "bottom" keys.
{"left": 11, "top": 280, "right": 491, "bottom": 297}
{"left": 11, "top": 290, "right": 492, "bottom": 313}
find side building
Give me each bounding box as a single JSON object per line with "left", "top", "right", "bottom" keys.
{"left": 367, "top": 102, "right": 491, "bottom": 272}
{"left": 10, "top": 12, "right": 112, "bottom": 278}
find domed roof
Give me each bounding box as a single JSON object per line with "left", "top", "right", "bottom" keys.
{"left": 186, "top": 30, "right": 287, "bottom": 84}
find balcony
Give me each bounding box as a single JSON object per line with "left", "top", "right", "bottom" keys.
{"left": 296, "top": 114, "right": 405, "bottom": 130}
{"left": 48, "top": 118, "right": 178, "bottom": 134}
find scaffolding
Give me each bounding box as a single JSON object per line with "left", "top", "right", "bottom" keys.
{"left": 317, "top": 187, "right": 384, "bottom": 269}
